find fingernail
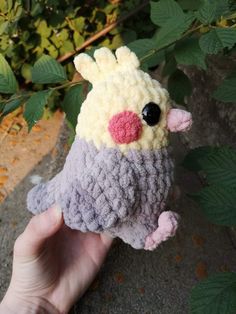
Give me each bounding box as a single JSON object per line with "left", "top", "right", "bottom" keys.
{"left": 48, "top": 204, "right": 62, "bottom": 224}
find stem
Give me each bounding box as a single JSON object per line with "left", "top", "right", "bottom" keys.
{"left": 50, "top": 80, "right": 83, "bottom": 91}
{"left": 2, "top": 94, "right": 30, "bottom": 104}
{"left": 1, "top": 80, "right": 83, "bottom": 108}
{"left": 57, "top": 0, "right": 149, "bottom": 63}
{"left": 140, "top": 10, "right": 236, "bottom": 64}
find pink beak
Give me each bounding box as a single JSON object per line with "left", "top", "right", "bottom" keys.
{"left": 166, "top": 108, "right": 192, "bottom": 132}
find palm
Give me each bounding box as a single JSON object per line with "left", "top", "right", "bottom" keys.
{"left": 27, "top": 225, "right": 112, "bottom": 313}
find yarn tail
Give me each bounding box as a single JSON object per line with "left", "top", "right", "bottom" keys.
{"left": 27, "top": 177, "right": 59, "bottom": 215}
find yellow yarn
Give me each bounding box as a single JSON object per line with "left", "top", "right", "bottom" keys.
{"left": 74, "top": 46, "right": 171, "bottom": 153}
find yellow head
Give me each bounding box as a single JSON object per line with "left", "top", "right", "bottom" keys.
{"left": 74, "top": 46, "right": 192, "bottom": 153}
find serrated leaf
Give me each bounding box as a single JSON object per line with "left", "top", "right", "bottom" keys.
{"left": 191, "top": 185, "right": 236, "bottom": 226}
{"left": 191, "top": 272, "right": 236, "bottom": 314}
{"left": 127, "top": 39, "right": 165, "bottom": 67}
{"left": 32, "top": 54, "right": 67, "bottom": 84}
{"left": 195, "top": 0, "right": 230, "bottom": 24}
{"left": 155, "top": 12, "right": 195, "bottom": 50}
{"left": 175, "top": 38, "right": 207, "bottom": 70}
{"left": 182, "top": 146, "right": 219, "bottom": 171}
{"left": 213, "top": 73, "right": 236, "bottom": 103}
{"left": 198, "top": 147, "right": 236, "bottom": 188}
{"left": 150, "top": 0, "right": 184, "bottom": 26}
{"left": 168, "top": 69, "right": 192, "bottom": 104}
{"left": 62, "top": 84, "right": 84, "bottom": 129}
{"left": 0, "top": 53, "right": 17, "bottom": 94}
{"left": 127, "top": 39, "right": 155, "bottom": 58}
{"left": 199, "top": 28, "right": 236, "bottom": 54}
{"left": 24, "top": 90, "right": 52, "bottom": 131}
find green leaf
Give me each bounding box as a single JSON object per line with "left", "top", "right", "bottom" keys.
{"left": 127, "top": 39, "right": 165, "bottom": 67}
{"left": 168, "top": 69, "right": 192, "bottom": 104}
{"left": 150, "top": 0, "right": 184, "bottom": 26}
{"left": 73, "top": 17, "right": 85, "bottom": 32}
{"left": 191, "top": 185, "right": 236, "bottom": 226}
{"left": 1, "top": 97, "right": 23, "bottom": 117}
{"left": 175, "top": 38, "right": 207, "bottom": 70}
{"left": 24, "top": 90, "right": 52, "bottom": 131}
{"left": 0, "top": 21, "right": 9, "bottom": 35}
{"left": 195, "top": 0, "right": 230, "bottom": 24}
{"left": 155, "top": 12, "right": 195, "bottom": 50}
{"left": 59, "top": 40, "right": 74, "bottom": 54}
{"left": 191, "top": 272, "right": 236, "bottom": 314}
{"left": 177, "top": 0, "right": 202, "bottom": 11}
{"left": 37, "top": 20, "right": 51, "bottom": 38}
{"left": 127, "top": 39, "right": 155, "bottom": 58}
{"left": 198, "top": 147, "right": 236, "bottom": 188}
{"left": 199, "top": 28, "right": 236, "bottom": 54}
{"left": 73, "top": 32, "right": 84, "bottom": 47}
{"left": 32, "top": 54, "right": 67, "bottom": 84}
{"left": 0, "top": 53, "right": 17, "bottom": 94}
{"left": 182, "top": 146, "right": 219, "bottom": 171}
{"left": 62, "top": 84, "right": 84, "bottom": 130}
{"left": 162, "top": 56, "right": 177, "bottom": 77}
{"left": 213, "top": 73, "right": 236, "bottom": 103}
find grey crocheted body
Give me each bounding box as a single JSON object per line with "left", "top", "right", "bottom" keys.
{"left": 27, "top": 137, "right": 174, "bottom": 249}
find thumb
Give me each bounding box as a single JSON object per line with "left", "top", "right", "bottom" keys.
{"left": 14, "top": 205, "right": 63, "bottom": 257}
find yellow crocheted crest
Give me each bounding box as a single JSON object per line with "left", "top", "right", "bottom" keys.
{"left": 74, "top": 46, "right": 171, "bottom": 153}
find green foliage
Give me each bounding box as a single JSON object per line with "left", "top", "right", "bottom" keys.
{"left": 0, "top": 0, "right": 235, "bottom": 129}
{"left": 213, "top": 72, "right": 236, "bottom": 103}
{"left": 184, "top": 146, "right": 236, "bottom": 225}
{"left": 154, "top": 12, "right": 195, "bottom": 50}
{"left": 195, "top": 0, "right": 230, "bottom": 24}
{"left": 1, "top": 96, "right": 25, "bottom": 119}
{"left": 182, "top": 146, "right": 219, "bottom": 171}
{"left": 199, "top": 28, "right": 236, "bottom": 54}
{"left": 184, "top": 146, "right": 236, "bottom": 188}
{"left": 23, "top": 90, "right": 52, "bottom": 131}
{"left": 199, "top": 147, "right": 236, "bottom": 188}
{"left": 177, "top": 0, "right": 203, "bottom": 11}
{"left": 32, "top": 55, "right": 67, "bottom": 84}
{"left": 62, "top": 84, "right": 84, "bottom": 129}
{"left": 191, "top": 272, "right": 236, "bottom": 314}
{"left": 184, "top": 146, "right": 236, "bottom": 310}
{"left": 191, "top": 185, "right": 236, "bottom": 226}
{"left": 127, "top": 39, "right": 165, "bottom": 68}
{"left": 174, "top": 38, "right": 207, "bottom": 70}
{"left": 168, "top": 69, "right": 192, "bottom": 104}
{"left": 0, "top": 0, "right": 148, "bottom": 80}
{"left": 150, "top": 0, "right": 184, "bottom": 26}
{"left": 0, "top": 54, "right": 17, "bottom": 94}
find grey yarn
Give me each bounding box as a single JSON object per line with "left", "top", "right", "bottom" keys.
{"left": 27, "top": 137, "right": 174, "bottom": 249}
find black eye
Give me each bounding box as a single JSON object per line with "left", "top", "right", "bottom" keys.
{"left": 142, "top": 102, "right": 161, "bottom": 126}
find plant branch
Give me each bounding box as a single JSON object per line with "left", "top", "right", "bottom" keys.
{"left": 57, "top": 0, "right": 149, "bottom": 63}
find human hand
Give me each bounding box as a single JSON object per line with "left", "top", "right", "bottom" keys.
{"left": 0, "top": 205, "right": 113, "bottom": 314}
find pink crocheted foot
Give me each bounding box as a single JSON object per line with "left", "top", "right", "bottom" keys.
{"left": 144, "top": 211, "right": 180, "bottom": 251}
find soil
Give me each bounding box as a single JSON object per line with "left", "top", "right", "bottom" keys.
{"left": 0, "top": 109, "right": 64, "bottom": 203}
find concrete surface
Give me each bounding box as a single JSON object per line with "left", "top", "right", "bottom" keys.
{"left": 0, "top": 128, "right": 236, "bottom": 314}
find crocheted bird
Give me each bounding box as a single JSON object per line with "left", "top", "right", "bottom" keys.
{"left": 27, "top": 46, "right": 192, "bottom": 250}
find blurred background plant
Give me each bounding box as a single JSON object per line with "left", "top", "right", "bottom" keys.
{"left": 0, "top": 0, "right": 236, "bottom": 313}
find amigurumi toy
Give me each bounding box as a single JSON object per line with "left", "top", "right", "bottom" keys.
{"left": 27, "top": 46, "right": 192, "bottom": 250}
